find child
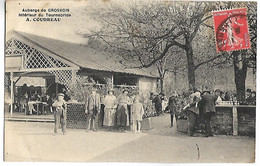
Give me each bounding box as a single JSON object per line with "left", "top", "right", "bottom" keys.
{"left": 52, "top": 93, "right": 67, "bottom": 135}
{"left": 131, "top": 96, "right": 144, "bottom": 133}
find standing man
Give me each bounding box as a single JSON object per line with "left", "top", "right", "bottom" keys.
{"left": 52, "top": 93, "right": 67, "bottom": 135}
{"left": 168, "top": 91, "right": 180, "bottom": 128}
{"left": 152, "top": 93, "right": 163, "bottom": 116}
{"left": 85, "top": 85, "right": 101, "bottom": 132}
{"left": 184, "top": 90, "right": 201, "bottom": 137}
{"left": 200, "top": 90, "right": 218, "bottom": 137}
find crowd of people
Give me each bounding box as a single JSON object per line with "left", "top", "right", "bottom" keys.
{"left": 53, "top": 85, "right": 145, "bottom": 135}
{"left": 17, "top": 90, "right": 56, "bottom": 115}
{"left": 5, "top": 83, "right": 256, "bottom": 137}
{"left": 5, "top": 84, "right": 71, "bottom": 115}
{"left": 244, "top": 89, "right": 256, "bottom": 105}
{"left": 49, "top": 85, "right": 257, "bottom": 136}
{"left": 167, "top": 87, "right": 256, "bottom": 137}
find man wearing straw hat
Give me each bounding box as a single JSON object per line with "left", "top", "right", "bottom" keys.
{"left": 52, "top": 93, "right": 67, "bottom": 135}
{"left": 183, "top": 89, "right": 201, "bottom": 137}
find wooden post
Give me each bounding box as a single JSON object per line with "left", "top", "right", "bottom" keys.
{"left": 232, "top": 106, "right": 238, "bottom": 136}
{"left": 10, "top": 72, "right": 14, "bottom": 116}
{"left": 111, "top": 74, "right": 114, "bottom": 89}
{"left": 55, "top": 82, "right": 58, "bottom": 98}
{"left": 72, "top": 70, "right": 77, "bottom": 84}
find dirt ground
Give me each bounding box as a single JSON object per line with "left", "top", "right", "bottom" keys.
{"left": 4, "top": 114, "right": 255, "bottom": 163}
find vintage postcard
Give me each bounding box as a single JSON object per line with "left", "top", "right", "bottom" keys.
{"left": 4, "top": 0, "right": 256, "bottom": 163}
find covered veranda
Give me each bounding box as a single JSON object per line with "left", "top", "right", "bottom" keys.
{"left": 5, "top": 35, "right": 80, "bottom": 116}
{"left": 4, "top": 30, "right": 158, "bottom": 120}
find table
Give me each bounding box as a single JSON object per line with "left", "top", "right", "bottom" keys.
{"left": 26, "top": 101, "right": 48, "bottom": 115}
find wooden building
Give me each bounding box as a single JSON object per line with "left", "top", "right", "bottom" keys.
{"left": 5, "top": 30, "right": 159, "bottom": 115}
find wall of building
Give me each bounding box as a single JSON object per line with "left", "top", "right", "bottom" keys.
{"left": 138, "top": 77, "right": 157, "bottom": 99}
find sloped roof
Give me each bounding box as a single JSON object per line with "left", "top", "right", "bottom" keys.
{"left": 7, "top": 30, "right": 158, "bottom": 78}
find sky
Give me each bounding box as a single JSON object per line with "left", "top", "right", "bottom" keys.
{"left": 6, "top": 0, "right": 104, "bottom": 44}
{"left": 5, "top": 0, "right": 168, "bottom": 44}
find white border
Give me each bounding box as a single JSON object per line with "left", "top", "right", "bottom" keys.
{"left": 0, "top": 0, "right": 259, "bottom": 166}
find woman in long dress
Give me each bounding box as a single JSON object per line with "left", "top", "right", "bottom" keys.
{"left": 116, "top": 89, "right": 130, "bottom": 132}
{"left": 103, "top": 89, "right": 117, "bottom": 131}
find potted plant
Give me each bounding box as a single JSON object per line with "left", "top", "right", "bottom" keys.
{"left": 176, "top": 111, "right": 188, "bottom": 132}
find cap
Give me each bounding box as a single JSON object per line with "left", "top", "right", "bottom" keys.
{"left": 58, "top": 93, "right": 64, "bottom": 97}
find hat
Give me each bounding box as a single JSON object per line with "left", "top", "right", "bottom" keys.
{"left": 202, "top": 87, "right": 210, "bottom": 94}
{"left": 246, "top": 89, "right": 252, "bottom": 93}
{"left": 58, "top": 93, "right": 64, "bottom": 97}
{"left": 202, "top": 85, "right": 211, "bottom": 92}
{"left": 91, "top": 85, "right": 98, "bottom": 90}
{"left": 194, "top": 91, "right": 201, "bottom": 96}
{"left": 107, "top": 89, "right": 114, "bottom": 93}
{"left": 159, "top": 92, "right": 165, "bottom": 96}
{"left": 194, "top": 89, "right": 201, "bottom": 93}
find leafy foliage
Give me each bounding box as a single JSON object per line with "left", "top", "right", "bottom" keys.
{"left": 77, "top": 1, "right": 256, "bottom": 94}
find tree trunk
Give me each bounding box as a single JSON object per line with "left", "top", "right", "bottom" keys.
{"left": 159, "top": 77, "right": 164, "bottom": 93}
{"left": 174, "top": 71, "right": 177, "bottom": 90}
{"left": 185, "top": 42, "right": 196, "bottom": 91}
{"left": 157, "top": 67, "right": 165, "bottom": 93}
{"left": 233, "top": 52, "right": 247, "bottom": 101}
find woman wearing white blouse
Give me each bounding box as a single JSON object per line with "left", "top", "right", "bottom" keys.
{"left": 103, "top": 89, "right": 117, "bottom": 131}
{"left": 116, "top": 89, "right": 131, "bottom": 132}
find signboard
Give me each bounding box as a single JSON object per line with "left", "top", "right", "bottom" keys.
{"left": 5, "top": 55, "right": 22, "bottom": 71}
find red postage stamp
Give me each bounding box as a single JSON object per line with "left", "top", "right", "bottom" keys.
{"left": 213, "top": 8, "right": 251, "bottom": 52}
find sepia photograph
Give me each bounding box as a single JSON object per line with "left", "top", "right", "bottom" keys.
{"left": 4, "top": 0, "right": 257, "bottom": 163}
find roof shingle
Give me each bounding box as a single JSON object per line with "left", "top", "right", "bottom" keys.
{"left": 8, "top": 30, "right": 158, "bottom": 78}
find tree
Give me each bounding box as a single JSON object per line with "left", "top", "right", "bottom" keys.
{"left": 232, "top": 2, "right": 256, "bottom": 100}
{"left": 78, "top": 1, "right": 256, "bottom": 96}
{"left": 213, "top": 2, "right": 257, "bottom": 100}
{"left": 79, "top": 1, "right": 225, "bottom": 91}
{"left": 156, "top": 47, "right": 187, "bottom": 93}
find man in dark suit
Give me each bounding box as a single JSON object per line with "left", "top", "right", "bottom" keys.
{"left": 152, "top": 93, "right": 162, "bottom": 116}
{"left": 85, "top": 85, "right": 101, "bottom": 132}
{"left": 168, "top": 92, "right": 181, "bottom": 128}
{"left": 200, "top": 90, "right": 218, "bottom": 137}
